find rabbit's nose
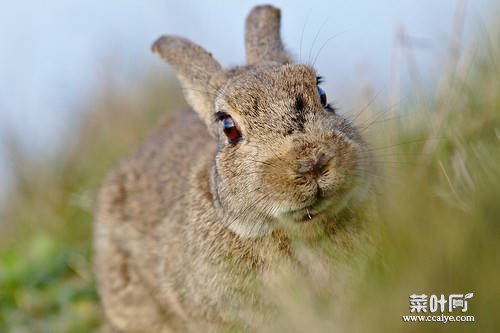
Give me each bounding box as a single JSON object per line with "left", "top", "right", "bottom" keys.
{"left": 296, "top": 152, "right": 329, "bottom": 179}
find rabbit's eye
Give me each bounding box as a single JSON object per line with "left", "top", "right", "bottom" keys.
{"left": 317, "top": 85, "right": 328, "bottom": 107}
{"left": 317, "top": 85, "right": 336, "bottom": 113}
{"left": 222, "top": 117, "right": 242, "bottom": 143}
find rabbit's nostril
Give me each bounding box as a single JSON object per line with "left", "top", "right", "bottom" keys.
{"left": 315, "top": 152, "right": 327, "bottom": 169}
{"left": 296, "top": 153, "right": 328, "bottom": 179}
{"left": 296, "top": 161, "right": 315, "bottom": 174}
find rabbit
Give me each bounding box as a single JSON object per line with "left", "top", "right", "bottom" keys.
{"left": 94, "top": 4, "right": 374, "bottom": 332}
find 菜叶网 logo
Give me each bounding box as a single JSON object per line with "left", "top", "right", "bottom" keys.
{"left": 409, "top": 293, "right": 473, "bottom": 313}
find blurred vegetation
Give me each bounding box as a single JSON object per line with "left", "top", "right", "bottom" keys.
{"left": 1, "top": 24, "right": 498, "bottom": 333}
{"left": 0, "top": 76, "right": 183, "bottom": 332}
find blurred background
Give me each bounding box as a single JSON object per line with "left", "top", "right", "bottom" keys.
{"left": 0, "top": 1, "right": 498, "bottom": 332}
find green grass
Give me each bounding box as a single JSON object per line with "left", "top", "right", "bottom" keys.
{"left": 1, "top": 26, "right": 498, "bottom": 332}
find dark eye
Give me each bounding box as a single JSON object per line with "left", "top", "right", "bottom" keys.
{"left": 221, "top": 116, "right": 242, "bottom": 144}
{"left": 317, "top": 85, "right": 328, "bottom": 107}
{"left": 317, "top": 85, "right": 336, "bottom": 113}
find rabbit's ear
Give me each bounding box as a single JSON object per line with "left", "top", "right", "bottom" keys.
{"left": 245, "top": 5, "right": 290, "bottom": 65}
{"left": 152, "top": 36, "right": 224, "bottom": 130}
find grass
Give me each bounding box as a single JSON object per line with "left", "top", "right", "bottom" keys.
{"left": 0, "top": 24, "right": 498, "bottom": 333}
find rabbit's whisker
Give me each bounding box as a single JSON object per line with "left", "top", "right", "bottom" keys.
{"left": 367, "top": 137, "right": 443, "bottom": 152}
{"left": 311, "top": 31, "right": 347, "bottom": 67}
{"left": 307, "top": 16, "right": 330, "bottom": 65}
{"left": 349, "top": 88, "right": 385, "bottom": 123}
{"left": 298, "top": 7, "right": 313, "bottom": 63}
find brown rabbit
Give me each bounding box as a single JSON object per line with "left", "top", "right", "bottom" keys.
{"left": 94, "top": 4, "right": 373, "bottom": 332}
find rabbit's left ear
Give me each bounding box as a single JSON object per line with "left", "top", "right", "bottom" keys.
{"left": 245, "top": 5, "right": 291, "bottom": 65}
{"left": 152, "top": 35, "right": 225, "bottom": 130}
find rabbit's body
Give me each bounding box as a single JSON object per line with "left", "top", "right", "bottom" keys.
{"left": 95, "top": 111, "right": 281, "bottom": 331}
{"left": 95, "top": 5, "right": 373, "bottom": 332}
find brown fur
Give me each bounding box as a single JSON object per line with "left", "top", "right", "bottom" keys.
{"left": 94, "top": 5, "right": 373, "bottom": 332}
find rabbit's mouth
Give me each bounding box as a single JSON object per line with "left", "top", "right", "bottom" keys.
{"left": 282, "top": 196, "right": 332, "bottom": 223}
{"left": 281, "top": 184, "right": 361, "bottom": 223}
{"left": 288, "top": 206, "right": 323, "bottom": 222}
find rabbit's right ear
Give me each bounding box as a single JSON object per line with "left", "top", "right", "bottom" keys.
{"left": 152, "top": 36, "right": 225, "bottom": 132}
{"left": 245, "top": 5, "right": 290, "bottom": 65}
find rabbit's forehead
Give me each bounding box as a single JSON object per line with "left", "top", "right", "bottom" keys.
{"left": 223, "top": 65, "right": 317, "bottom": 103}
{"left": 219, "top": 65, "right": 320, "bottom": 133}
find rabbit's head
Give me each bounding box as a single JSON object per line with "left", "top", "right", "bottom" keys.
{"left": 152, "top": 5, "right": 372, "bottom": 237}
